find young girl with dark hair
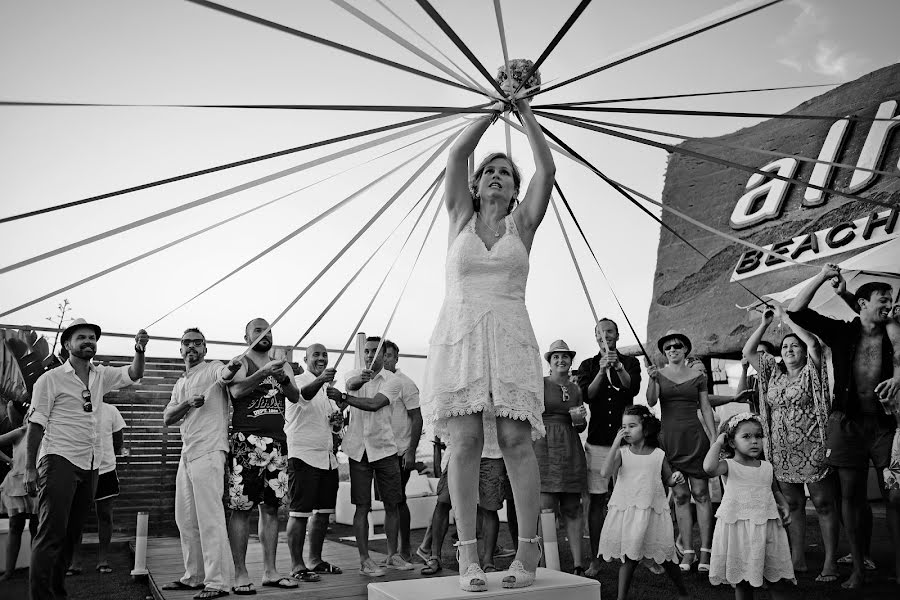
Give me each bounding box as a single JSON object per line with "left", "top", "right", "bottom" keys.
{"left": 598, "top": 405, "right": 689, "bottom": 600}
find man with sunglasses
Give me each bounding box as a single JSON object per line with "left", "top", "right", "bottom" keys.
{"left": 576, "top": 318, "right": 641, "bottom": 578}
{"left": 161, "top": 328, "right": 238, "bottom": 599}
{"left": 24, "top": 318, "right": 148, "bottom": 600}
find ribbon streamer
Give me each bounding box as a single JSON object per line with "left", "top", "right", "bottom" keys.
{"left": 532, "top": 103, "right": 897, "bottom": 123}
{"left": 0, "top": 116, "right": 464, "bottom": 274}
{"left": 0, "top": 125, "right": 461, "bottom": 319}
{"left": 536, "top": 109, "right": 896, "bottom": 211}
{"left": 550, "top": 194, "right": 597, "bottom": 322}
{"left": 492, "top": 0, "right": 513, "bottom": 158}
{"left": 226, "top": 134, "right": 458, "bottom": 363}
{"left": 185, "top": 0, "right": 481, "bottom": 95}
{"left": 511, "top": 0, "right": 593, "bottom": 96}
{"left": 0, "top": 106, "right": 486, "bottom": 224}
{"left": 373, "top": 0, "right": 493, "bottom": 98}
{"left": 414, "top": 0, "right": 506, "bottom": 97}
{"left": 330, "top": 0, "right": 493, "bottom": 99}
{"left": 291, "top": 175, "right": 443, "bottom": 350}
{"left": 332, "top": 181, "right": 445, "bottom": 369}
{"left": 537, "top": 0, "right": 783, "bottom": 96}
{"left": 559, "top": 113, "right": 900, "bottom": 180}
{"left": 146, "top": 132, "right": 458, "bottom": 329}
{"left": 536, "top": 83, "right": 839, "bottom": 107}
{"left": 0, "top": 101, "right": 496, "bottom": 113}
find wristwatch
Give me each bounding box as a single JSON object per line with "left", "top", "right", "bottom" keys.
{"left": 341, "top": 392, "right": 348, "bottom": 402}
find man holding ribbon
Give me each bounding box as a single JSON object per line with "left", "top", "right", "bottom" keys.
{"left": 24, "top": 319, "right": 147, "bottom": 600}
{"left": 577, "top": 318, "right": 641, "bottom": 578}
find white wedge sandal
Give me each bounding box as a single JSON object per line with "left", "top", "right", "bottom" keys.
{"left": 455, "top": 539, "right": 487, "bottom": 592}
{"left": 501, "top": 535, "right": 542, "bottom": 589}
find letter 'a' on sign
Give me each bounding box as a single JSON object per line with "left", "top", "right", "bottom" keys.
{"left": 847, "top": 100, "right": 900, "bottom": 194}
{"left": 730, "top": 158, "right": 799, "bottom": 230}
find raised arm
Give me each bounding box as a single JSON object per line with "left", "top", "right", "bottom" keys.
{"left": 645, "top": 359, "right": 660, "bottom": 407}
{"left": 511, "top": 101, "right": 556, "bottom": 244}
{"left": 743, "top": 309, "right": 774, "bottom": 372}
{"left": 600, "top": 431, "right": 625, "bottom": 479}
{"left": 778, "top": 306, "right": 822, "bottom": 369}
{"left": 703, "top": 432, "right": 729, "bottom": 477}
{"left": 445, "top": 116, "right": 493, "bottom": 234}
{"left": 788, "top": 263, "right": 841, "bottom": 313}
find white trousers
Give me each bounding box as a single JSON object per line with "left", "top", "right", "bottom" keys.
{"left": 174, "top": 450, "right": 234, "bottom": 590}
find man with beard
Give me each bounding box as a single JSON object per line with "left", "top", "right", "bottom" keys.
{"left": 284, "top": 343, "right": 341, "bottom": 582}
{"left": 226, "top": 318, "right": 301, "bottom": 594}
{"left": 380, "top": 340, "right": 422, "bottom": 564}
{"left": 161, "top": 328, "right": 238, "bottom": 600}
{"left": 24, "top": 319, "right": 148, "bottom": 600}
{"left": 328, "top": 336, "right": 406, "bottom": 577}
{"left": 789, "top": 264, "right": 900, "bottom": 589}
{"left": 576, "top": 318, "right": 641, "bottom": 578}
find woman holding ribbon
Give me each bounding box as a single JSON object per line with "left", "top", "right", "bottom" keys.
{"left": 421, "top": 63, "right": 555, "bottom": 592}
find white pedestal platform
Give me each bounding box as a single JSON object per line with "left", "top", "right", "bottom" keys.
{"left": 368, "top": 568, "right": 601, "bottom": 600}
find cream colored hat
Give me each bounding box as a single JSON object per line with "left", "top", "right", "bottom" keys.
{"left": 544, "top": 339, "right": 576, "bottom": 363}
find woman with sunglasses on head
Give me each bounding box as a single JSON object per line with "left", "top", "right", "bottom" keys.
{"left": 646, "top": 330, "right": 716, "bottom": 574}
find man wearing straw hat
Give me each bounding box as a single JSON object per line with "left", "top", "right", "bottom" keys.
{"left": 576, "top": 318, "right": 641, "bottom": 578}
{"left": 24, "top": 318, "right": 148, "bottom": 600}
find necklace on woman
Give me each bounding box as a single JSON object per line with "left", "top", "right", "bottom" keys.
{"left": 478, "top": 212, "right": 502, "bottom": 237}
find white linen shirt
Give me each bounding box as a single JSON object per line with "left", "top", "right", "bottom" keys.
{"left": 389, "top": 369, "right": 421, "bottom": 455}
{"left": 167, "top": 361, "right": 231, "bottom": 463}
{"left": 97, "top": 403, "right": 127, "bottom": 474}
{"left": 31, "top": 360, "right": 138, "bottom": 471}
{"left": 342, "top": 368, "right": 401, "bottom": 463}
{"left": 287, "top": 371, "right": 339, "bottom": 470}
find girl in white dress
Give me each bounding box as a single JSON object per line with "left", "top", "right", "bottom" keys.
{"left": 703, "top": 413, "right": 795, "bottom": 599}
{"left": 421, "top": 75, "right": 555, "bottom": 591}
{"left": 598, "top": 405, "right": 689, "bottom": 600}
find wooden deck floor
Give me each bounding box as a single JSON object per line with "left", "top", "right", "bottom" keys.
{"left": 146, "top": 535, "right": 452, "bottom": 600}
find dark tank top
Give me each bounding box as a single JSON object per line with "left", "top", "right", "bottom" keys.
{"left": 230, "top": 356, "right": 287, "bottom": 441}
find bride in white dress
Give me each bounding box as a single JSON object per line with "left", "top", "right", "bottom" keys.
{"left": 421, "top": 91, "right": 555, "bottom": 591}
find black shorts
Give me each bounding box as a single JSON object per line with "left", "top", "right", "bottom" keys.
{"left": 374, "top": 455, "right": 411, "bottom": 503}
{"left": 95, "top": 470, "right": 120, "bottom": 502}
{"left": 287, "top": 457, "right": 339, "bottom": 517}
{"left": 349, "top": 453, "right": 403, "bottom": 507}
{"left": 825, "top": 412, "right": 895, "bottom": 470}
{"left": 478, "top": 458, "right": 507, "bottom": 512}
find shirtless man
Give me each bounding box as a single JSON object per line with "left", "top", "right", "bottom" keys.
{"left": 788, "top": 263, "right": 900, "bottom": 588}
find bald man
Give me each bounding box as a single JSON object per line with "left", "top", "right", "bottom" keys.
{"left": 285, "top": 343, "right": 343, "bottom": 580}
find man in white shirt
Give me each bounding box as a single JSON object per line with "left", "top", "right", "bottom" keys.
{"left": 67, "top": 401, "right": 126, "bottom": 575}
{"left": 24, "top": 319, "right": 147, "bottom": 600}
{"left": 162, "top": 328, "right": 237, "bottom": 599}
{"left": 285, "top": 343, "right": 342, "bottom": 582}
{"left": 326, "top": 336, "right": 410, "bottom": 577}
{"left": 381, "top": 340, "right": 423, "bottom": 562}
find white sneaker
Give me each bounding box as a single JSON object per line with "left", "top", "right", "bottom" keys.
{"left": 360, "top": 558, "right": 386, "bottom": 577}
{"left": 386, "top": 553, "right": 414, "bottom": 571}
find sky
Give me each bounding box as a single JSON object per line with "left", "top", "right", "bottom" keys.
{"left": 2, "top": 0, "right": 899, "bottom": 387}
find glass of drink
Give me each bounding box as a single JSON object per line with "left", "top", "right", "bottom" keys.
{"left": 569, "top": 405, "right": 587, "bottom": 428}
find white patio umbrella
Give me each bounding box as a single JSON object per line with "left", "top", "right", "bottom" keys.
{"left": 761, "top": 237, "right": 900, "bottom": 320}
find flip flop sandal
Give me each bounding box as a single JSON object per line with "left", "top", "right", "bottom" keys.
{"left": 290, "top": 569, "right": 321, "bottom": 582}
{"left": 193, "top": 589, "right": 229, "bottom": 600}
{"left": 96, "top": 565, "right": 113, "bottom": 574}
{"left": 231, "top": 583, "right": 257, "bottom": 595}
{"left": 163, "top": 581, "right": 204, "bottom": 591}
{"left": 815, "top": 573, "right": 839, "bottom": 583}
{"left": 311, "top": 561, "right": 342, "bottom": 574}
{"left": 262, "top": 577, "right": 299, "bottom": 589}
{"left": 573, "top": 566, "right": 586, "bottom": 577}
{"left": 483, "top": 564, "right": 497, "bottom": 573}
{"left": 421, "top": 558, "right": 443, "bottom": 575}
{"left": 65, "top": 567, "right": 83, "bottom": 577}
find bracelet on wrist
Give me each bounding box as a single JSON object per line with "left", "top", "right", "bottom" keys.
{"left": 134, "top": 344, "right": 145, "bottom": 354}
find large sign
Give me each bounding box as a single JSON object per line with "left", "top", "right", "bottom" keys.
{"left": 646, "top": 63, "right": 900, "bottom": 357}
{"left": 731, "top": 207, "right": 898, "bottom": 280}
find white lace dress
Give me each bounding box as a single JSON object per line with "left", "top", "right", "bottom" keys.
{"left": 421, "top": 213, "right": 545, "bottom": 442}
{"left": 709, "top": 459, "right": 796, "bottom": 587}
{"left": 598, "top": 447, "right": 675, "bottom": 565}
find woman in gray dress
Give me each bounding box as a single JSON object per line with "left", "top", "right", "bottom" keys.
{"left": 647, "top": 331, "right": 716, "bottom": 573}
